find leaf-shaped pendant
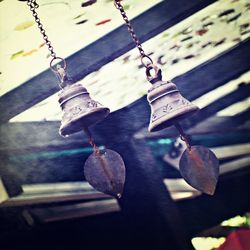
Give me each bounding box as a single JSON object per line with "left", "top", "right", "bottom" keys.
{"left": 179, "top": 145, "right": 219, "bottom": 195}
{"left": 84, "top": 149, "right": 126, "bottom": 198}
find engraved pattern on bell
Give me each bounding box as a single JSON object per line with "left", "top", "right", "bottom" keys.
{"left": 84, "top": 149, "right": 126, "bottom": 198}
{"left": 151, "top": 97, "right": 191, "bottom": 122}
{"left": 58, "top": 84, "right": 110, "bottom": 137}
{"left": 147, "top": 68, "right": 199, "bottom": 132}
{"left": 179, "top": 145, "right": 219, "bottom": 195}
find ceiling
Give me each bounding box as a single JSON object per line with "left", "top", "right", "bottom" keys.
{"left": 3, "top": 0, "right": 249, "bottom": 122}
{"left": 0, "top": 0, "right": 162, "bottom": 96}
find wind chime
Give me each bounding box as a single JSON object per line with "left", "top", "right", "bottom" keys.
{"left": 114, "top": 0, "right": 219, "bottom": 195}
{"left": 25, "top": 0, "right": 219, "bottom": 197}
{"left": 26, "top": 0, "right": 125, "bottom": 198}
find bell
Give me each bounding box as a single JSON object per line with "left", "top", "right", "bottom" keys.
{"left": 147, "top": 66, "right": 199, "bottom": 132}
{"left": 58, "top": 83, "right": 110, "bottom": 137}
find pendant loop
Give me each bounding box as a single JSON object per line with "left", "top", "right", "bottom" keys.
{"left": 50, "top": 57, "right": 67, "bottom": 73}
{"left": 141, "top": 54, "right": 154, "bottom": 68}
{"left": 146, "top": 64, "right": 161, "bottom": 83}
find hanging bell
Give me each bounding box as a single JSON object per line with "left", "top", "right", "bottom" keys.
{"left": 58, "top": 83, "right": 110, "bottom": 137}
{"left": 147, "top": 66, "right": 199, "bottom": 132}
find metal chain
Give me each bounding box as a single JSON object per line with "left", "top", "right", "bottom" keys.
{"left": 26, "top": 0, "right": 57, "bottom": 59}
{"left": 114, "top": 0, "right": 154, "bottom": 68}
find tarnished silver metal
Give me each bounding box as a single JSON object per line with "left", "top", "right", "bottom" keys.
{"left": 147, "top": 66, "right": 199, "bottom": 132}
{"left": 58, "top": 83, "right": 110, "bottom": 137}
{"left": 179, "top": 145, "right": 219, "bottom": 195}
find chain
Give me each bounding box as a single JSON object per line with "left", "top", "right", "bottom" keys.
{"left": 26, "top": 0, "right": 57, "bottom": 59}
{"left": 114, "top": 0, "right": 154, "bottom": 68}
{"left": 114, "top": 0, "right": 145, "bottom": 56}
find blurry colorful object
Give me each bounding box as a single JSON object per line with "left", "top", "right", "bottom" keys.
{"left": 96, "top": 19, "right": 111, "bottom": 26}
{"left": 14, "top": 21, "right": 34, "bottom": 31}
{"left": 215, "top": 230, "right": 250, "bottom": 250}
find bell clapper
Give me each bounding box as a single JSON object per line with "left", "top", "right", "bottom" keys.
{"left": 175, "top": 123, "right": 192, "bottom": 152}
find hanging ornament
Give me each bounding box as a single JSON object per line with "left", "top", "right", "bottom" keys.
{"left": 83, "top": 128, "right": 125, "bottom": 198}
{"left": 146, "top": 66, "right": 199, "bottom": 132}
{"left": 26, "top": 0, "right": 126, "bottom": 198}
{"left": 114, "top": 0, "right": 219, "bottom": 195}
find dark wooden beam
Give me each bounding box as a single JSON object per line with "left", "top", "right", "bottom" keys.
{"left": 0, "top": 0, "right": 216, "bottom": 124}
{"left": 0, "top": 182, "right": 111, "bottom": 208}
{"left": 174, "top": 41, "right": 250, "bottom": 100}
{"left": 94, "top": 39, "right": 250, "bottom": 136}
{"left": 1, "top": 112, "right": 250, "bottom": 153}
{"left": 187, "top": 109, "right": 250, "bottom": 135}
{"left": 182, "top": 83, "right": 250, "bottom": 128}
{"left": 29, "top": 199, "right": 120, "bottom": 223}
{"left": 135, "top": 109, "right": 250, "bottom": 139}
{"left": 0, "top": 121, "right": 88, "bottom": 151}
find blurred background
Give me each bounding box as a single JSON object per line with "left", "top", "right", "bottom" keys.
{"left": 0, "top": 0, "right": 250, "bottom": 250}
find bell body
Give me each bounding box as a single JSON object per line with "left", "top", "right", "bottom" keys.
{"left": 147, "top": 69, "right": 199, "bottom": 132}
{"left": 58, "top": 83, "right": 110, "bottom": 137}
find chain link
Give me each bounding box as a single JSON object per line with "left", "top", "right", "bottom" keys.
{"left": 26, "top": 0, "right": 57, "bottom": 59}
{"left": 114, "top": 0, "right": 154, "bottom": 67}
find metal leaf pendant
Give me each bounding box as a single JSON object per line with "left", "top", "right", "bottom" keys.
{"left": 179, "top": 145, "right": 219, "bottom": 195}
{"left": 84, "top": 149, "right": 126, "bottom": 198}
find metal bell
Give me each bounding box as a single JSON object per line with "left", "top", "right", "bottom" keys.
{"left": 58, "top": 83, "right": 110, "bottom": 137}
{"left": 147, "top": 66, "right": 199, "bottom": 132}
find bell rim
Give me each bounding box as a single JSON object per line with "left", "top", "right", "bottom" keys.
{"left": 148, "top": 105, "right": 199, "bottom": 132}
{"left": 60, "top": 107, "right": 110, "bottom": 136}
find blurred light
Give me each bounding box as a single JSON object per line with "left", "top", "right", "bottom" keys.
{"left": 157, "top": 138, "right": 172, "bottom": 145}
{"left": 170, "top": 191, "right": 196, "bottom": 200}
{"left": 221, "top": 215, "right": 247, "bottom": 227}
{"left": 192, "top": 237, "right": 225, "bottom": 250}
{"left": 164, "top": 179, "right": 202, "bottom": 200}
{"left": 217, "top": 97, "right": 250, "bottom": 116}
{"left": 0, "top": 178, "right": 9, "bottom": 203}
